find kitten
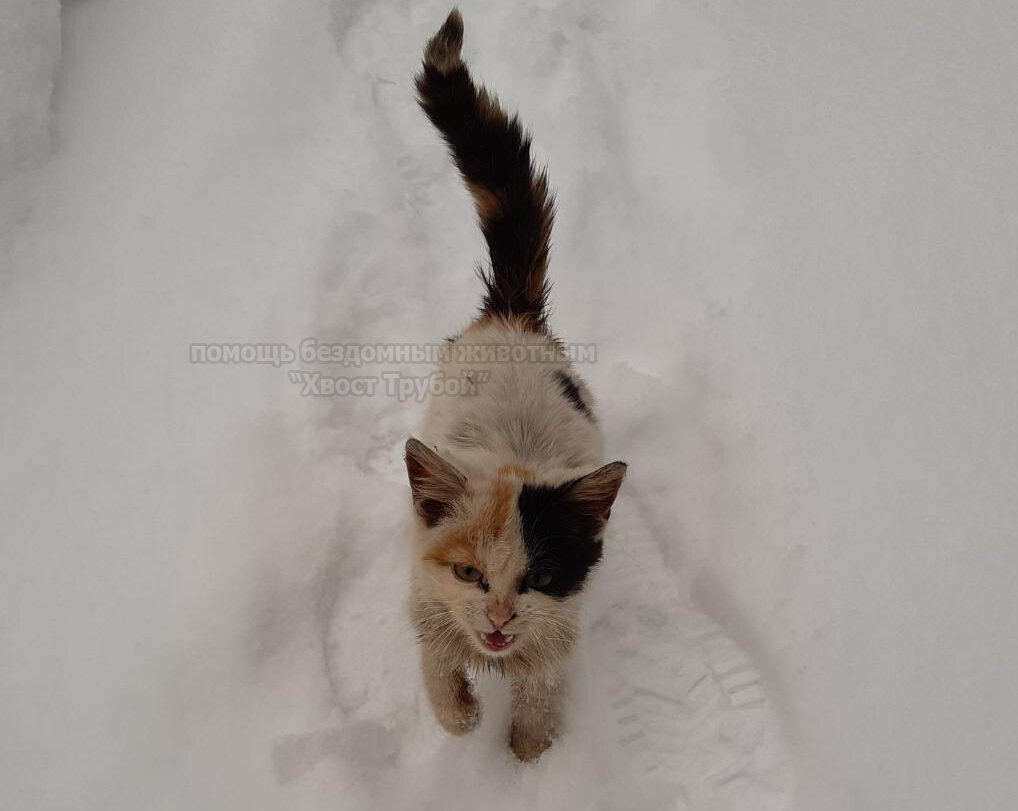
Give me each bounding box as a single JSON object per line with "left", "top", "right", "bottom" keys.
{"left": 406, "top": 9, "right": 627, "bottom": 762}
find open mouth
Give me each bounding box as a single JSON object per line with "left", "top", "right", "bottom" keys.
{"left": 478, "top": 629, "right": 515, "bottom": 653}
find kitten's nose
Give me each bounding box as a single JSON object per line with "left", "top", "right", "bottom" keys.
{"left": 486, "top": 602, "right": 515, "bottom": 630}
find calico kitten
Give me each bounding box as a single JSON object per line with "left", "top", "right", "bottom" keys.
{"left": 406, "top": 9, "right": 627, "bottom": 762}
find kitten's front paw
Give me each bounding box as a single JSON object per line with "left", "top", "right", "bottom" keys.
{"left": 433, "top": 685, "right": 481, "bottom": 736}
{"left": 509, "top": 721, "right": 553, "bottom": 762}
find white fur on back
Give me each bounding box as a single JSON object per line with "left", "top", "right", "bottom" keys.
{"left": 419, "top": 322, "right": 603, "bottom": 487}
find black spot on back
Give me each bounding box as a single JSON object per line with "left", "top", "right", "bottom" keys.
{"left": 554, "top": 370, "right": 592, "bottom": 419}
{"left": 517, "top": 480, "right": 604, "bottom": 598}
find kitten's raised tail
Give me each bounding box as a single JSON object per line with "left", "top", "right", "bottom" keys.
{"left": 416, "top": 9, "right": 555, "bottom": 331}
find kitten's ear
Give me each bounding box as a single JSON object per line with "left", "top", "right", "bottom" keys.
{"left": 564, "top": 461, "right": 627, "bottom": 523}
{"left": 404, "top": 438, "right": 467, "bottom": 528}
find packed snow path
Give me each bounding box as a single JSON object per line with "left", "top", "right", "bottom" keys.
{"left": 319, "top": 491, "right": 792, "bottom": 810}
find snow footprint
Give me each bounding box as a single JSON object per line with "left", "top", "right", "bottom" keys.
{"left": 314, "top": 495, "right": 793, "bottom": 810}
{"left": 579, "top": 504, "right": 794, "bottom": 810}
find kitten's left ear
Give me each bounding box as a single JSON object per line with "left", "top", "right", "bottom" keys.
{"left": 404, "top": 438, "right": 468, "bottom": 528}
{"left": 564, "top": 461, "right": 627, "bottom": 522}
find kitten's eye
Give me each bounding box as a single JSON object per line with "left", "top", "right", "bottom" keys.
{"left": 524, "top": 571, "right": 553, "bottom": 590}
{"left": 452, "top": 564, "right": 483, "bottom": 583}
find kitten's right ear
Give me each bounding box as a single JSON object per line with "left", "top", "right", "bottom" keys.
{"left": 563, "top": 461, "right": 628, "bottom": 524}
{"left": 404, "top": 438, "right": 467, "bottom": 528}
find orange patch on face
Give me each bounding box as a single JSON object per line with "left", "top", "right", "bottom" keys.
{"left": 422, "top": 476, "right": 517, "bottom": 566}
{"left": 497, "top": 463, "right": 536, "bottom": 483}
{"left": 477, "top": 475, "right": 515, "bottom": 540}
{"left": 422, "top": 526, "right": 477, "bottom": 567}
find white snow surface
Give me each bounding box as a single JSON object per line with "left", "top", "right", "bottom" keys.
{"left": 2, "top": 1, "right": 1017, "bottom": 810}
{"left": 0, "top": 0, "right": 60, "bottom": 183}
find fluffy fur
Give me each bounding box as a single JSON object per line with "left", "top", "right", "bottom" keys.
{"left": 406, "top": 9, "right": 627, "bottom": 762}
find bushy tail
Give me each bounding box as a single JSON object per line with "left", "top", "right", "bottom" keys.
{"left": 416, "top": 9, "right": 555, "bottom": 331}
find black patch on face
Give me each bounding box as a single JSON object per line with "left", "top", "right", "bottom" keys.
{"left": 517, "top": 480, "right": 604, "bottom": 598}
{"left": 554, "top": 370, "right": 592, "bottom": 419}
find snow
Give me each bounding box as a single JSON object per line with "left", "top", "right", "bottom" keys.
{"left": 0, "top": 0, "right": 60, "bottom": 183}
{"left": 1, "top": 1, "right": 1017, "bottom": 809}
